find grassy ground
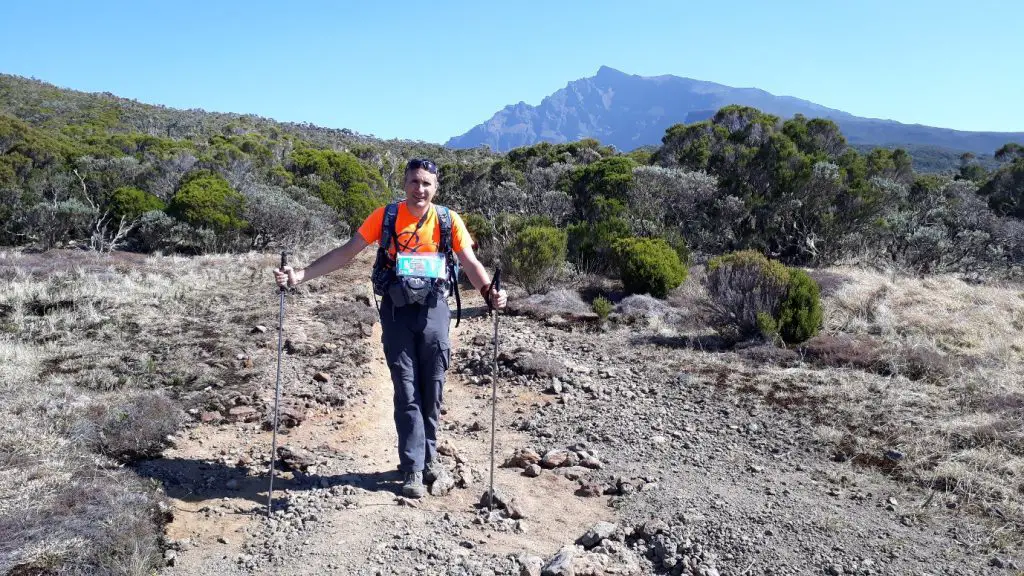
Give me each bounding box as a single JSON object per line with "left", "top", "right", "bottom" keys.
{"left": 820, "top": 270, "right": 1023, "bottom": 526}
{"left": 714, "top": 267, "right": 1024, "bottom": 546}
{"left": 0, "top": 248, "right": 289, "bottom": 575}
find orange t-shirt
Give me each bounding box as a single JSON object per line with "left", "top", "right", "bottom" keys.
{"left": 357, "top": 202, "right": 472, "bottom": 258}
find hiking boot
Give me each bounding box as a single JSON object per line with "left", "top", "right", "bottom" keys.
{"left": 402, "top": 470, "right": 426, "bottom": 499}
{"left": 424, "top": 461, "right": 445, "bottom": 485}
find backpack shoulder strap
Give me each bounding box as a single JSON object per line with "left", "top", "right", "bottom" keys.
{"left": 433, "top": 204, "right": 462, "bottom": 326}
{"left": 380, "top": 202, "right": 400, "bottom": 256}
{"left": 435, "top": 205, "right": 453, "bottom": 256}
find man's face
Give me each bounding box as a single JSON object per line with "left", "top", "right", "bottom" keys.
{"left": 404, "top": 168, "right": 438, "bottom": 211}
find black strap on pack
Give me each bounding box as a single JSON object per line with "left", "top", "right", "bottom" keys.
{"left": 435, "top": 205, "right": 462, "bottom": 327}
{"left": 380, "top": 202, "right": 400, "bottom": 261}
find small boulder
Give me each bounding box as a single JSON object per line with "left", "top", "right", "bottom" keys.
{"left": 227, "top": 406, "right": 258, "bottom": 423}
{"left": 541, "top": 546, "right": 575, "bottom": 576}
{"left": 503, "top": 447, "right": 541, "bottom": 468}
{"left": 519, "top": 554, "right": 543, "bottom": 576}
{"left": 577, "top": 521, "right": 617, "bottom": 548}
{"left": 541, "top": 449, "right": 570, "bottom": 469}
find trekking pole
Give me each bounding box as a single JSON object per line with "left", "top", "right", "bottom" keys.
{"left": 268, "top": 250, "right": 289, "bottom": 517}
{"left": 486, "top": 266, "right": 502, "bottom": 511}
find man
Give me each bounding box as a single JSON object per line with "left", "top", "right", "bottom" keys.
{"left": 273, "top": 158, "right": 508, "bottom": 498}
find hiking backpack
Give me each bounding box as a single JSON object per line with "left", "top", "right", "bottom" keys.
{"left": 371, "top": 202, "right": 463, "bottom": 325}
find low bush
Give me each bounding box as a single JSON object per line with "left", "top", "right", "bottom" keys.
{"left": 566, "top": 206, "right": 631, "bottom": 274}
{"left": 108, "top": 186, "right": 165, "bottom": 221}
{"left": 704, "top": 250, "right": 822, "bottom": 344}
{"left": 508, "top": 288, "right": 591, "bottom": 319}
{"left": 592, "top": 295, "right": 613, "bottom": 320}
{"left": 778, "top": 269, "right": 823, "bottom": 344}
{"left": 132, "top": 210, "right": 216, "bottom": 254}
{"left": 505, "top": 225, "right": 568, "bottom": 294}
{"left": 704, "top": 250, "right": 790, "bottom": 341}
{"left": 613, "top": 237, "right": 688, "bottom": 298}
{"left": 74, "top": 391, "right": 185, "bottom": 462}
{"left": 799, "top": 333, "right": 885, "bottom": 371}
{"left": 167, "top": 169, "right": 247, "bottom": 234}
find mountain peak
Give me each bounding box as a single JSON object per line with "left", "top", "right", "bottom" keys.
{"left": 445, "top": 68, "right": 1024, "bottom": 155}
{"left": 595, "top": 65, "right": 626, "bottom": 78}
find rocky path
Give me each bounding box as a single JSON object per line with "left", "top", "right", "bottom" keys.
{"left": 146, "top": 303, "right": 615, "bottom": 575}
{"left": 133, "top": 263, "right": 1023, "bottom": 575}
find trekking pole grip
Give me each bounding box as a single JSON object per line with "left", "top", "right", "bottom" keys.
{"left": 486, "top": 266, "right": 501, "bottom": 312}
{"left": 280, "top": 251, "right": 289, "bottom": 293}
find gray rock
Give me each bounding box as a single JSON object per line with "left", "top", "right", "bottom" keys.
{"left": 429, "top": 468, "right": 456, "bottom": 496}
{"left": 504, "top": 448, "right": 542, "bottom": 468}
{"left": 519, "top": 554, "right": 543, "bottom": 576}
{"left": 577, "top": 521, "right": 617, "bottom": 548}
{"left": 276, "top": 445, "right": 315, "bottom": 471}
{"left": 541, "top": 546, "right": 575, "bottom": 576}
{"left": 541, "top": 449, "right": 571, "bottom": 468}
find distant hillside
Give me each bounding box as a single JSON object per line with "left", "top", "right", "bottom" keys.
{"left": 446, "top": 66, "right": 1024, "bottom": 165}
{"left": 0, "top": 73, "right": 495, "bottom": 165}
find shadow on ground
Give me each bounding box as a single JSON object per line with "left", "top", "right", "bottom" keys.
{"left": 134, "top": 457, "right": 404, "bottom": 514}
{"left": 629, "top": 333, "right": 729, "bottom": 351}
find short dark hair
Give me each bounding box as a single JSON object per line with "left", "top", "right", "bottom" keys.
{"left": 404, "top": 158, "right": 439, "bottom": 180}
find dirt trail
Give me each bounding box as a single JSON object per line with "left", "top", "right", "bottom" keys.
{"left": 157, "top": 310, "right": 612, "bottom": 575}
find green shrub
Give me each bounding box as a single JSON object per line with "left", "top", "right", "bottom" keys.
{"left": 592, "top": 295, "right": 613, "bottom": 320}
{"left": 462, "top": 212, "right": 499, "bottom": 266}
{"left": 108, "top": 186, "right": 165, "bottom": 220}
{"left": 612, "top": 237, "right": 688, "bottom": 298}
{"left": 168, "top": 170, "right": 247, "bottom": 233}
{"left": 462, "top": 212, "right": 492, "bottom": 248}
{"left": 505, "top": 225, "right": 568, "bottom": 294}
{"left": 778, "top": 268, "right": 823, "bottom": 344}
{"left": 756, "top": 311, "right": 779, "bottom": 341}
{"left": 704, "top": 250, "right": 791, "bottom": 341}
{"left": 567, "top": 216, "right": 630, "bottom": 273}
{"left": 289, "top": 147, "right": 389, "bottom": 228}
{"left": 703, "top": 250, "right": 822, "bottom": 344}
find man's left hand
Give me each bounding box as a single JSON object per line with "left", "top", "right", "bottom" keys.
{"left": 485, "top": 288, "right": 508, "bottom": 310}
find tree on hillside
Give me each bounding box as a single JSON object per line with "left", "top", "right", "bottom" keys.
{"left": 978, "top": 155, "right": 1024, "bottom": 220}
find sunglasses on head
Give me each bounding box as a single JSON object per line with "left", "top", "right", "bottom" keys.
{"left": 406, "top": 158, "right": 438, "bottom": 175}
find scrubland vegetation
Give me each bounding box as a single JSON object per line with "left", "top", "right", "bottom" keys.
{"left": 1, "top": 73, "right": 1022, "bottom": 573}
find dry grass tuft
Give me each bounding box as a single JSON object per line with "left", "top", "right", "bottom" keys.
{"left": 74, "top": 391, "right": 186, "bottom": 462}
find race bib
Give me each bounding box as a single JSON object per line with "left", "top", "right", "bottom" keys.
{"left": 396, "top": 253, "right": 447, "bottom": 279}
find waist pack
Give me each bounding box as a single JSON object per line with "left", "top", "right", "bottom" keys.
{"left": 371, "top": 202, "right": 463, "bottom": 325}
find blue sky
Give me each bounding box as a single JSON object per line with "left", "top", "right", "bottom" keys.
{"left": 1, "top": 0, "right": 1021, "bottom": 143}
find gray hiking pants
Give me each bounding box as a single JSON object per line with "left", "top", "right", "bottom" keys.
{"left": 379, "top": 294, "right": 451, "bottom": 473}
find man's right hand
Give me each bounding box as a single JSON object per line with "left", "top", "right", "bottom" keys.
{"left": 273, "top": 266, "right": 304, "bottom": 288}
